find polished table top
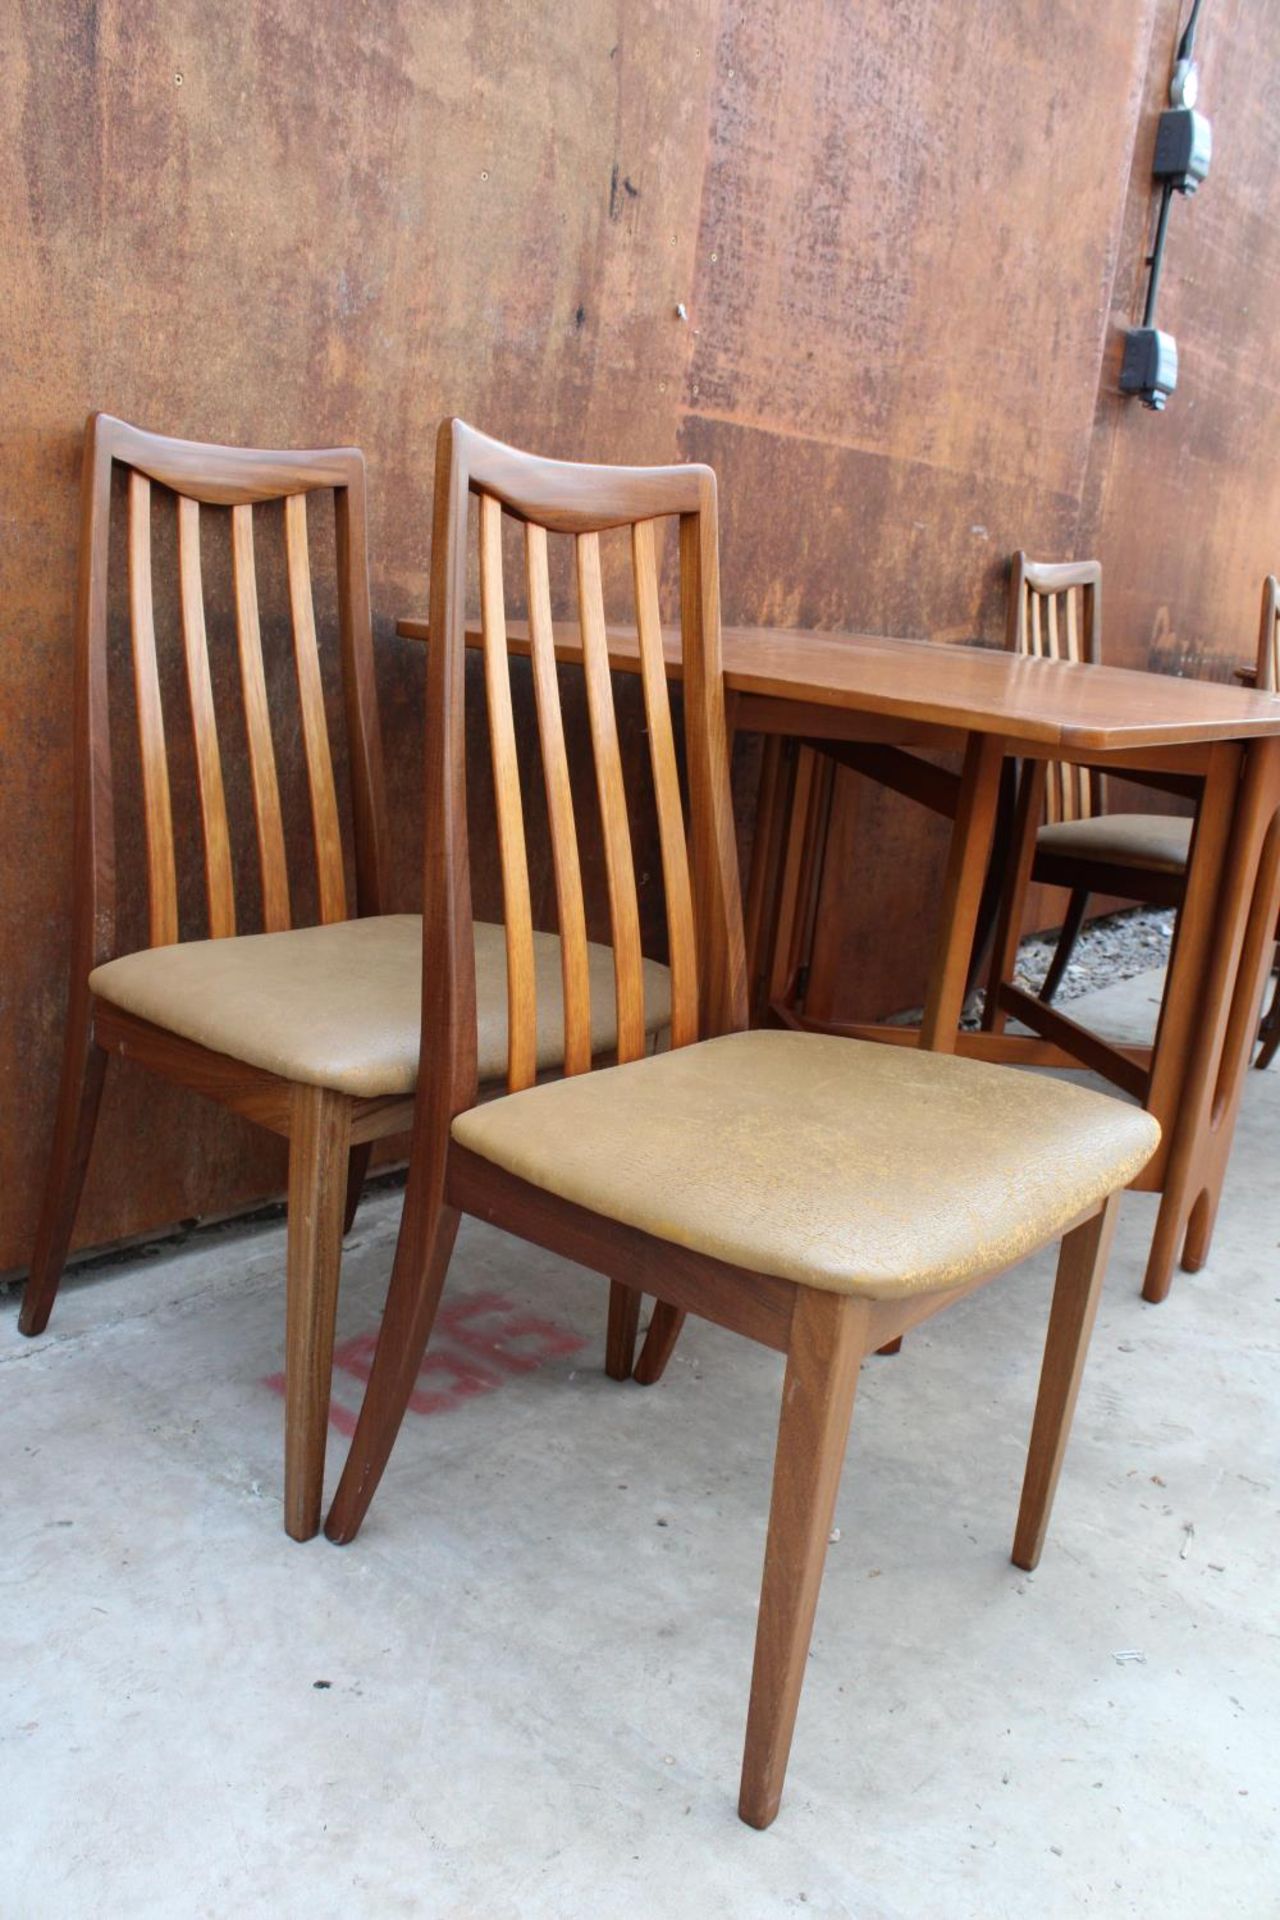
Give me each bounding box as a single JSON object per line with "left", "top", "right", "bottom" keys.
{"left": 397, "top": 618, "right": 1280, "bottom": 753}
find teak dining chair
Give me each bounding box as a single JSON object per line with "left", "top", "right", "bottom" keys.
{"left": 984, "top": 552, "right": 1195, "bottom": 1023}
{"left": 23, "top": 413, "right": 668, "bottom": 1543}
{"left": 323, "top": 420, "right": 1159, "bottom": 1827}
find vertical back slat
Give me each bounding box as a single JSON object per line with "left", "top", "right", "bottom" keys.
{"left": 1054, "top": 587, "right": 1074, "bottom": 819}
{"left": 232, "top": 504, "right": 291, "bottom": 931}
{"left": 576, "top": 530, "right": 646, "bottom": 1062}
{"left": 1065, "top": 592, "right": 1093, "bottom": 818}
{"left": 1065, "top": 588, "right": 1081, "bottom": 663}
{"left": 127, "top": 472, "right": 179, "bottom": 947}
{"left": 177, "top": 496, "right": 236, "bottom": 937}
{"left": 678, "top": 501, "right": 746, "bottom": 1036}
{"left": 525, "top": 522, "right": 592, "bottom": 1075}
{"left": 632, "top": 518, "right": 698, "bottom": 1047}
{"left": 285, "top": 492, "right": 347, "bottom": 924}
{"left": 1028, "top": 592, "right": 1043, "bottom": 659}
{"left": 479, "top": 494, "right": 538, "bottom": 1091}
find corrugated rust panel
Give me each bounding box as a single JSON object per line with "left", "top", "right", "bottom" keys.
{"left": 0, "top": 0, "right": 718, "bottom": 1270}
{"left": 678, "top": 0, "right": 1163, "bottom": 1023}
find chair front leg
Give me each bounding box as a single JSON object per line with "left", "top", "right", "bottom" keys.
{"left": 283, "top": 1084, "right": 352, "bottom": 1541}
{"left": 604, "top": 1280, "right": 642, "bottom": 1380}
{"left": 1256, "top": 950, "right": 1280, "bottom": 1069}
{"left": 1012, "top": 1195, "right": 1118, "bottom": 1573}
{"left": 739, "top": 1289, "right": 868, "bottom": 1830}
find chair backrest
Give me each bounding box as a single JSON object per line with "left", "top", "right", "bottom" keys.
{"left": 424, "top": 418, "right": 746, "bottom": 1119}
{"left": 72, "top": 412, "right": 389, "bottom": 972}
{"left": 1006, "top": 551, "right": 1103, "bottom": 823}
{"left": 1257, "top": 574, "right": 1280, "bottom": 691}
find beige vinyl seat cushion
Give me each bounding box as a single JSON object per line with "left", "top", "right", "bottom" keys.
{"left": 90, "top": 916, "right": 671, "bottom": 1099}
{"left": 452, "top": 1029, "right": 1159, "bottom": 1301}
{"left": 1037, "top": 812, "right": 1192, "bottom": 873}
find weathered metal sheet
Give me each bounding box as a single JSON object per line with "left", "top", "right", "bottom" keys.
{"left": 3, "top": 0, "right": 1277, "bottom": 1264}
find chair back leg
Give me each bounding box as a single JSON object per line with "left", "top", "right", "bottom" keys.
{"left": 1039, "top": 888, "right": 1090, "bottom": 1004}
{"left": 739, "top": 1288, "right": 869, "bottom": 1829}
{"left": 632, "top": 1300, "right": 685, "bottom": 1385}
{"left": 342, "top": 1142, "right": 374, "bottom": 1237}
{"left": 325, "top": 1185, "right": 461, "bottom": 1544}
{"left": 1012, "top": 1195, "right": 1117, "bottom": 1572}
{"left": 283, "top": 1084, "right": 352, "bottom": 1541}
{"left": 20, "top": 1006, "right": 108, "bottom": 1337}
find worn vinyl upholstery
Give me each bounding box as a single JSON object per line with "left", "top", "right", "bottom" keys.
{"left": 90, "top": 916, "right": 671, "bottom": 1098}
{"left": 1036, "top": 813, "right": 1192, "bottom": 873}
{"left": 452, "top": 1029, "right": 1160, "bottom": 1299}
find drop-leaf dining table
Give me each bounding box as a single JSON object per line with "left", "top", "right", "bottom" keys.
{"left": 398, "top": 615, "right": 1280, "bottom": 1305}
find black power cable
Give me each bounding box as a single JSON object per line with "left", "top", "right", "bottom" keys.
{"left": 1120, "top": 0, "right": 1212, "bottom": 409}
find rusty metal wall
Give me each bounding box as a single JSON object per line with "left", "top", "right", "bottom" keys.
{"left": 3, "top": 0, "right": 1277, "bottom": 1268}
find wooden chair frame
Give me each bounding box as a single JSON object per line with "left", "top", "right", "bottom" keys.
{"left": 324, "top": 420, "right": 1125, "bottom": 1827}
{"left": 22, "top": 412, "right": 400, "bottom": 1541}
{"left": 984, "top": 551, "right": 1197, "bottom": 1023}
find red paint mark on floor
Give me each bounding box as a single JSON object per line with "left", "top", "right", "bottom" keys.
{"left": 263, "top": 1289, "right": 587, "bottom": 1432}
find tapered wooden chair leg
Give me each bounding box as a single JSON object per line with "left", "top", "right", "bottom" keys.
{"left": 1039, "top": 888, "right": 1090, "bottom": 1005}
{"left": 605, "top": 1281, "right": 642, "bottom": 1380}
{"left": 325, "top": 1189, "right": 461, "bottom": 1545}
{"left": 739, "top": 1291, "right": 866, "bottom": 1830}
{"left": 283, "top": 1086, "right": 352, "bottom": 1542}
{"left": 1256, "top": 962, "right": 1280, "bottom": 1069}
{"left": 343, "top": 1142, "right": 374, "bottom": 1236}
{"left": 1012, "top": 1196, "right": 1118, "bottom": 1573}
{"left": 633, "top": 1301, "right": 685, "bottom": 1385}
{"left": 20, "top": 1021, "right": 108, "bottom": 1337}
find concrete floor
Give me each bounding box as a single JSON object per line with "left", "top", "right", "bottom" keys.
{"left": 3, "top": 969, "right": 1279, "bottom": 1919}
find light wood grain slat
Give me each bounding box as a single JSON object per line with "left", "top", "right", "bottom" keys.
{"left": 127, "top": 472, "right": 179, "bottom": 947}
{"left": 632, "top": 518, "right": 699, "bottom": 1047}
{"left": 1065, "top": 588, "right": 1080, "bottom": 663}
{"left": 576, "top": 530, "right": 646, "bottom": 1061}
{"left": 285, "top": 491, "right": 347, "bottom": 924}
{"left": 1051, "top": 594, "right": 1080, "bottom": 819}
{"left": 1028, "top": 590, "right": 1043, "bottom": 660}
{"left": 479, "top": 494, "right": 537, "bottom": 1091}
{"left": 177, "top": 496, "right": 236, "bottom": 937}
{"left": 232, "top": 503, "right": 291, "bottom": 931}
{"left": 525, "top": 522, "right": 592, "bottom": 1075}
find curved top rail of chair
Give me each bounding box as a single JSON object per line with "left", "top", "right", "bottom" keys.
{"left": 450, "top": 417, "right": 712, "bottom": 534}
{"left": 89, "top": 411, "right": 364, "bottom": 506}
{"left": 1016, "top": 556, "right": 1103, "bottom": 596}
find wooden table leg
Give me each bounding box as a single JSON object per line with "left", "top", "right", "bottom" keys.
{"left": 743, "top": 735, "right": 796, "bottom": 1025}
{"left": 1140, "top": 742, "right": 1241, "bottom": 1198}
{"left": 767, "top": 745, "right": 835, "bottom": 1018}
{"left": 966, "top": 755, "right": 1019, "bottom": 996}
{"left": 1143, "top": 736, "right": 1280, "bottom": 1302}
{"left": 982, "top": 759, "right": 1047, "bottom": 1035}
{"left": 919, "top": 733, "right": 1005, "bottom": 1053}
